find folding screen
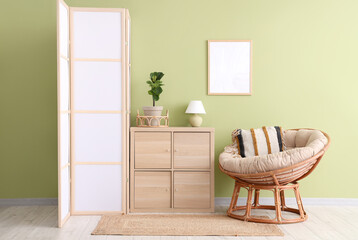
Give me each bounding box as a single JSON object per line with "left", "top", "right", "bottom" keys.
{"left": 57, "top": 0, "right": 130, "bottom": 227}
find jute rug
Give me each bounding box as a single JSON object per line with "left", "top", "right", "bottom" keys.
{"left": 92, "top": 214, "right": 283, "bottom": 236}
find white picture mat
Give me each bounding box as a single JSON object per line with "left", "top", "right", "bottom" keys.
{"left": 60, "top": 58, "right": 70, "bottom": 111}
{"left": 60, "top": 166, "right": 70, "bottom": 220}
{"left": 74, "top": 114, "right": 122, "bottom": 162}
{"left": 73, "top": 61, "right": 122, "bottom": 111}
{"left": 209, "top": 41, "right": 252, "bottom": 94}
{"left": 74, "top": 165, "right": 122, "bottom": 211}
{"left": 59, "top": 2, "right": 69, "bottom": 57}
{"left": 72, "top": 11, "right": 122, "bottom": 59}
{"left": 60, "top": 113, "right": 70, "bottom": 166}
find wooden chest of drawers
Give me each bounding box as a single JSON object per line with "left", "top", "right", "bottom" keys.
{"left": 129, "top": 127, "right": 215, "bottom": 213}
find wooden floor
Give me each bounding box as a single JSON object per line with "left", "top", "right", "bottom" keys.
{"left": 0, "top": 205, "right": 357, "bottom": 240}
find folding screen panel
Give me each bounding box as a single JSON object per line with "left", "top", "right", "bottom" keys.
{"left": 58, "top": 2, "right": 130, "bottom": 227}
{"left": 57, "top": 0, "right": 71, "bottom": 227}
{"left": 70, "top": 8, "right": 126, "bottom": 214}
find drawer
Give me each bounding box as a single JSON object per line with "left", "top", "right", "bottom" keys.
{"left": 174, "top": 133, "right": 210, "bottom": 169}
{"left": 134, "top": 172, "right": 171, "bottom": 209}
{"left": 134, "top": 132, "right": 171, "bottom": 169}
{"left": 174, "top": 172, "right": 210, "bottom": 209}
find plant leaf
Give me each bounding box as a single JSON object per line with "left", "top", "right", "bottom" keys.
{"left": 150, "top": 72, "right": 158, "bottom": 82}
{"left": 153, "top": 94, "right": 159, "bottom": 101}
{"left": 156, "top": 72, "right": 164, "bottom": 81}
{"left": 153, "top": 87, "right": 162, "bottom": 95}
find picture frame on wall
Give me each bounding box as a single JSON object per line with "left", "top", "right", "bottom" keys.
{"left": 208, "top": 40, "right": 252, "bottom": 95}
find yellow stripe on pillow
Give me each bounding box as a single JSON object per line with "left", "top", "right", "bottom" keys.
{"left": 262, "top": 126, "right": 272, "bottom": 154}
{"left": 250, "top": 128, "right": 259, "bottom": 156}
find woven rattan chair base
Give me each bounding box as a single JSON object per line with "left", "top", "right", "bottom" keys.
{"left": 227, "top": 180, "right": 307, "bottom": 224}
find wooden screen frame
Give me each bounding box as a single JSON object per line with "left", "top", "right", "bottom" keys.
{"left": 57, "top": 0, "right": 71, "bottom": 228}
{"left": 208, "top": 40, "right": 253, "bottom": 95}
{"left": 125, "top": 9, "right": 131, "bottom": 214}
{"left": 69, "top": 7, "right": 127, "bottom": 216}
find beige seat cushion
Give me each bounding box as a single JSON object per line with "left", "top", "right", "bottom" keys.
{"left": 219, "top": 129, "right": 328, "bottom": 174}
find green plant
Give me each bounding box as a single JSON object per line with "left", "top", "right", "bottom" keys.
{"left": 146, "top": 72, "right": 165, "bottom": 107}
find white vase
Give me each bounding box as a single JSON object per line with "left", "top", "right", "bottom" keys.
{"left": 142, "top": 106, "right": 163, "bottom": 126}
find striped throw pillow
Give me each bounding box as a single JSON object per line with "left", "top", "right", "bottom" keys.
{"left": 232, "top": 126, "right": 284, "bottom": 158}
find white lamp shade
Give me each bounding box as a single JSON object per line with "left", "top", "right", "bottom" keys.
{"left": 185, "top": 100, "right": 206, "bottom": 114}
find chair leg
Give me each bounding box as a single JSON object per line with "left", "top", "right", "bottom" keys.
{"left": 228, "top": 181, "right": 240, "bottom": 214}
{"left": 294, "top": 186, "right": 305, "bottom": 219}
{"left": 253, "top": 189, "right": 260, "bottom": 207}
{"left": 280, "top": 190, "right": 286, "bottom": 210}
{"left": 244, "top": 186, "right": 253, "bottom": 220}
{"left": 233, "top": 182, "right": 241, "bottom": 209}
{"left": 274, "top": 187, "right": 282, "bottom": 223}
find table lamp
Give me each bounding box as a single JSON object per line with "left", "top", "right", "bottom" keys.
{"left": 185, "top": 100, "right": 206, "bottom": 127}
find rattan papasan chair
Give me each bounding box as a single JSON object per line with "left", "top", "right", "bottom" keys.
{"left": 219, "top": 128, "right": 330, "bottom": 224}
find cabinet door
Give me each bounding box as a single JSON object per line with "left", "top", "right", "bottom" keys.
{"left": 134, "top": 172, "right": 171, "bottom": 209}
{"left": 174, "top": 172, "right": 210, "bottom": 209}
{"left": 135, "top": 132, "right": 171, "bottom": 169}
{"left": 174, "top": 133, "right": 210, "bottom": 169}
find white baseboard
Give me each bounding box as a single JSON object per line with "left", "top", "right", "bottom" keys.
{"left": 1, "top": 197, "right": 357, "bottom": 207}
{"left": 215, "top": 197, "right": 358, "bottom": 206}
{"left": 0, "top": 198, "right": 57, "bottom": 206}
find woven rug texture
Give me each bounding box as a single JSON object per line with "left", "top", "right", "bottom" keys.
{"left": 92, "top": 214, "right": 284, "bottom": 236}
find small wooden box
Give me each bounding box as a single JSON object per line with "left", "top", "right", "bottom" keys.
{"left": 129, "top": 127, "right": 215, "bottom": 213}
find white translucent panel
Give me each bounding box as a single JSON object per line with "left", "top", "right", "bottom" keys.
{"left": 60, "top": 113, "right": 70, "bottom": 166}
{"left": 74, "top": 114, "right": 122, "bottom": 162}
{"left": 209, "top": 41, "right": 251, "bottom": 94}
{"left": 60, "top": 166, "right": 70, "bottom": 221}
{"left": 59, "top": 2, "right": 69, "bottom": 57}
{"left": 73, "top": 11, "right": 122, "bottom": 59}
{"left": 60, "top": 58, "right": 70, "bottom": 111}
{"left": 73, "top": 61, "right": 121, "bottom": 111}
{"left": 74, "top": 165, "right": 122, "bottom": 211}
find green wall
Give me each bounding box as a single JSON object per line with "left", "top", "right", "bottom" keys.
{"left": 1, "top": 0, "right": 358, "bottom": 199}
